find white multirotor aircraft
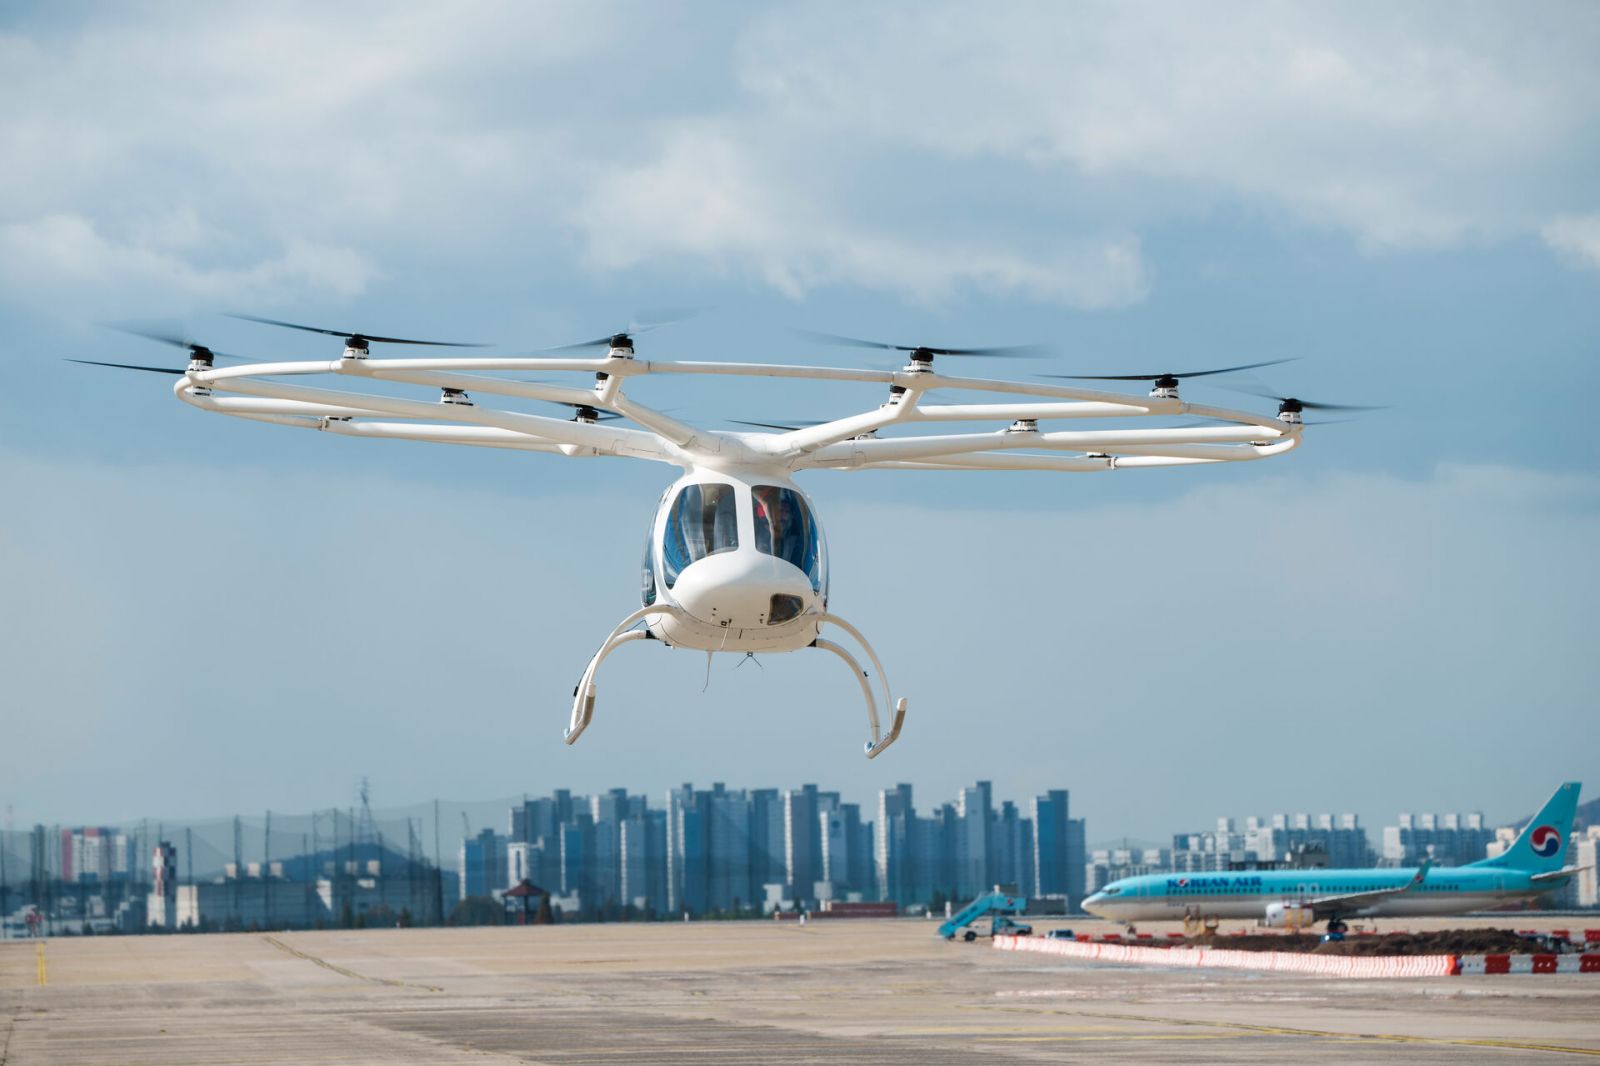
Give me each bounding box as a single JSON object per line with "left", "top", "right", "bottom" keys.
{"left": 76, "top": 317, "right": 1364, "bottom": 758}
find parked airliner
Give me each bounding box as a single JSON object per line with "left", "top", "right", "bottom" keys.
{"left": 1082, "top": 783, "right": 1583, "bottom": 931}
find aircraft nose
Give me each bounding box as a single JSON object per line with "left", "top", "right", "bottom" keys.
{"left": 1082, "top": 892, "right": 1108, "bottom": 917}
{"left": 672, "top": 552, "right": 813, "bottom": 628}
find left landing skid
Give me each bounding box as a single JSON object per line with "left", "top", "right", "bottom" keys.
{"left": 563, "top": 606, "right": 908, "bottom": 758}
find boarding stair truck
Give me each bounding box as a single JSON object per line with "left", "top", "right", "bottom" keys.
{"left": 938, "top": 887, "right": 1032, "bottom": 941}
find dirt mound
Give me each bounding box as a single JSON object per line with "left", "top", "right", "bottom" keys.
{"left": 1174, "top": 928, "right": 1548, "bottom": 956}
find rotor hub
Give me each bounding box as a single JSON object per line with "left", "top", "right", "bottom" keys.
{"left": 1150, "top": 374, "right": 1180, "bottom": 399}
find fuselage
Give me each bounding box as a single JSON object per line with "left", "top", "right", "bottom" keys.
{"left": 642, "top": 468, "right": 830, "bottom": 653}
{"left": 1083, "top": 866, "right": 1553, "bottom": 922}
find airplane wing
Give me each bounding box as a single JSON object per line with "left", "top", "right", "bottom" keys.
{"left": 1308, "top": 860, "right": 1432, "bottom": 919}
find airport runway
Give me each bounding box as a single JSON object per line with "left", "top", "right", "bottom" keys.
{"left": 2, "top": 917, "right": 1597, "bottom": 1064}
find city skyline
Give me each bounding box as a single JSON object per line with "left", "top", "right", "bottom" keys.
{"left": 10, "top": 776, "right": 1592, "bottom": 938}
{"left": 1, "top": 778, "right": 1568, "bottom": 857}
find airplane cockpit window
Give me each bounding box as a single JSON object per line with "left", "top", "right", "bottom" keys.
{"left": 753, "top": 485, "right": 822, "bottom": 592}
{"left": 662, "top": 482, "right": 739, "bottom": 587}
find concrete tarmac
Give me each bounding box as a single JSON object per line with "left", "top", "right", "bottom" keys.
{"left": 2, "top": 916, "right": 1598, "bottom": 1064}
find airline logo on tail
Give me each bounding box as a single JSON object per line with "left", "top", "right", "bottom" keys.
{"left": 1530, "top": 825, "right": 1563, "bottom": 858}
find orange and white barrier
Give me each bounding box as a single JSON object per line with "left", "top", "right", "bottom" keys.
{"left": 990, "top": 936, "right": 1598, "bottom": 979}
{"left": 993, "top": 934, "right": 1454, "bottom": 978}
{"left": 1458, "top": 954, "right": 1600, "bottom": 974}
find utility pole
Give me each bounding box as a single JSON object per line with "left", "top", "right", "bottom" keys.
{"left": 264, "top": 810, "right": 273, "bottom": 930}
{"left": 1, "top": 805, "right": 11, "bottom": 939}
{"left": 433, "top": 799, "right": 444, "bottom": 926}
{"left": 233, "top": 815, "right": 243, "bottom": 927}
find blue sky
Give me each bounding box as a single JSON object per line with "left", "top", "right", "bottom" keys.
{"left": 2, "top": 3, "right": 1597, "bottom": 841}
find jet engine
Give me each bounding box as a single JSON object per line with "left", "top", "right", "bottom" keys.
{"left": 1260, "top": 902, "right": 1316, "bottom": 930}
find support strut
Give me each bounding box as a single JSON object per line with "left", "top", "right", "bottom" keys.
{"left": 814, "top": 610, "right": 908, "bottom": 759}
{"left": 564, "top": 604, "right": 689, "bottom": 745}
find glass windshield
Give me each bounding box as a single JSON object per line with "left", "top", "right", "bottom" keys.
{"left": 662, "top": 482, "right": 739, "bottom": 587}
{"left": 752, "top": 485, "right": 822, "bottom": 592}
{"left": 640, "top": 529, "right": 657, "bottom": 606}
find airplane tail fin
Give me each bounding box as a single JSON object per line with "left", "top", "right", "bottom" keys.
{"left": 1469, "top": 782, "right": 1581, "bottom": 873}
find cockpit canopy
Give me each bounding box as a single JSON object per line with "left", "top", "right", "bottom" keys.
{"left": 662, "top": 482, "right": 739, "bottom": 586}
{"left": 641, "top": 480, "right": 826, "bottom": 608}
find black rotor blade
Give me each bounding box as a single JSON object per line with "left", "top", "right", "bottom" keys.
{"left": 1041, "top": 357, "right": 1297, "bottom": 381}
{"left": 794, "top": 329, "right": 1043, "bottom": 357}
{"left": 101, "top": 322, "right": 247, "bottom": 361}
{"left": 545, "top": 400, "right": 624, "bottom": 421}
{"left": 1297, "top": 400, "right": 1384, "bottom": 412}
{"left": 103, "top": 322, "right": 191, "bottom": 349}
{"left": 67, "top": 359, "right": 185, "bottom": 376}
{"left": 628, "top": 306, "right": 701, "bottom": 333}
{"left": 539, "top": 335, "right": 620, "bottom": 353}
{"left": 729, "top": 419, "right": 827, "bottom": 432}
{"left": 1221, "top": 384, "right": 1385, "bottom": 412}
{"left": 225, "top": 313, "right": 485, "bottom": 347}
{"left": 537, "top": 308, "right": 701, "bottom": 352}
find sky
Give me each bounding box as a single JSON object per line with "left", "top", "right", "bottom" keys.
{"left": 2, "top": 2, "right": 1597, "bottom": 844}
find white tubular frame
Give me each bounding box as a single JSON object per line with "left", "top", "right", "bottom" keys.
{"left": 565, "top": 604, "right": 695, "bottom": 744}
{"left": 171, "top": 349, "right": 1302, "bottom": 474}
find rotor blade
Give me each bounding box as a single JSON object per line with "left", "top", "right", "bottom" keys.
{"left": 100, "top": 323, "right": 249, "bottom": 361}
{"left": 538, "top": 335, "right": 618, "bottom": 353}
{"left": 1220, "top": 384, "right": 1385, "bottom": 412}
{"left": 225, "top": 313, "right": 486, "bottom": 347}
{"left": 1041, "top": 357, "right": 1297, "bottom": 381}
{"left": 543, "top": 400, "right": 625, "bottom": 421}
{"left": 102, "top": 322, "right": 190, "bottom": 349}
{"left": 1298, "top": 400, "right": 1386, "bottom": 412}
{"left": 537, "top": 308, "right": 702, "bottom": 352}
{"left": 628, "top": 306, "right": 702, "bottom": 333}
{"left": 67, "top": 359, "right": 185, "bottom": 375}
{"left": 728, "top": 419, "right": 827, "bottom": 432}
{"left": 795, "top": 329, "right": 906, "bottom": 352}
{"left": 794, "top": 329, "right": 1043, "bottom": 357}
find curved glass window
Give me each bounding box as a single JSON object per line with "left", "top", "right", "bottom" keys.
{"left": 662, "top": 483, "right": 739, "bottom": 588}
{"left": 752, "top": 485, "right": 822, "bottom": 592}
{"left": 640, "top": 529, "right": 657, "bottom": 606}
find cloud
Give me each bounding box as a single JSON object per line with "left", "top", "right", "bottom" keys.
{"left": 737, "top": 3, "right": 1600, "bottom": 251}
{"left": 1541, "top": 214, "right": 1600, "bottom": 272}
{"left": 572, "top": 124, "right": 1147, "bottom": 306}
{"left": 1, "top": 3, "right": 1596, "bottom": 313}
{"left": 0, "top": 212, "right": 376, "bottom": 304}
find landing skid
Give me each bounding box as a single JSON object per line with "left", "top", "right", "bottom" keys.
{"left": 564, "top": 606, "right": 908, "bottom": 758}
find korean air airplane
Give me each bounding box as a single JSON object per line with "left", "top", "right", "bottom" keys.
{"left": 1082, "top": 782, "right": 1583, "bottom": 932}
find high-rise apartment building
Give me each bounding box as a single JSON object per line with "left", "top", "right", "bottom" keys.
{"left": 1031, "top": 790, "right": 1086, "bottom": 911}
{"left": 1383, "top": 811, "right": 1492, "bottom": 867}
